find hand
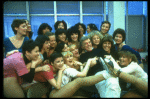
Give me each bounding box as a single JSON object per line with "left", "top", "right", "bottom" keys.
{"left": 42, "top": 65, "right": 51, "bottom": 72}
{"left": 6, "top": 50, "right": 19, "bottom": 57}
{"left": 59, "top": 65, "right": 66, "bottom": 72}
{"left": 90, "top": 57, "right": 98, "bottom": 67}
{"left": 74, "top": 61, "right": 83, "bottom": 67}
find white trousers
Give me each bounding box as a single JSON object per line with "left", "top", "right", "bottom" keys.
{"left": 95, "top": 70, "right": 121, "bottom": 98}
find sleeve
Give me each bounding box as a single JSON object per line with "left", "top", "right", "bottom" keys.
{"left": 15, "top": 58, "right": 29, "bottom": 76}
{"left": 122, "top": 45, "right": 142, "bottom": 64}
{"left": 20, "top": 68, "right": 35, "bottom": 83}
{"left": 42, "top": 66, "right": 54, "bottom": 80}
{"left": 63, "top": 68, "right": 80, "bottom": 78}
{"left": 121, "top": 62, "right": 137, "bottom": 74}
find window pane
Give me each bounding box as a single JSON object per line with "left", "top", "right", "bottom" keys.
{"left": 4, "top": 1, "right": 26, "bottom": 14}
{"left": 3, "top": 16, "right": 27, "bottom": 38}
{"left": 57, "top": 16, "right": 80, "bottom": 29}
{"left": 30, "top": 16, "right": 54, "bottom": 40}
{"left": 83, "top": 16, "right": 104, "bottom": 35}
{"left": 57, "top": 1, "right": 80, "bottom": 14}
{"left": 29, "top": 1, "right": 54, "bottom": 14}
{"left": 128, "top": 1, "right": 143, "bottom": 15}
{"left": 82, "top": 1, "right": 103, "bottom": 14}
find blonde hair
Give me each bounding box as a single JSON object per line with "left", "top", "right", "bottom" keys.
{"left": 88, "top": 30, "right": 103, "bottom": 42}
{"left": 61, "top": 51, "right": 73, "bottom": 58}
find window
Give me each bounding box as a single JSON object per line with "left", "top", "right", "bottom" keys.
{"left": 3, "top": 1, "right": 105, "bottom": 40}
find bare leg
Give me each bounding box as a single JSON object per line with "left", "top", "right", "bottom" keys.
{"left": 119, "top": 72, "right": 148, "bottom": 97}
{"left": 3, "top": 77, "right": 25, "bottom": 98}
{"left": 49, "top": 74, "right": 105, "bottom": 98}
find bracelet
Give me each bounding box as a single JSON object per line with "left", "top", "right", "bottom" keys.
{"left": 117, "top": 69, "right": 122, "bottom": 77}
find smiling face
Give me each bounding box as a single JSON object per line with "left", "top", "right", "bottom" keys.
{"left": 42, "top": 41, "right": 50, "bottom": 52}
{"left": 82, "top": 39, "right": 93, "bottom": 52}
{"left": 119, "top": 55, "right": 132, "bottom": 67}
{"left": 69, "top": 45, "right": 80, "bottom": 58}
{"left": 49, "top": 35, "right": 57, "bottom": 48}
{"left": 92, "top": 35, "right": 100, "bottom": 46}
{"left": 71, "top": 33, "right": 78, "bottom": 42}
{"left": 58, "top": 33, "right": 66, "bottom": 42}
{"left": 15, "top": 23, "right": 27, "bottom": 36}
{"left": 101, "top": 23, "right": 110, "bottom": 34}
{"left": 52, "top": 57, "right": 64, "bottom": 70}
{"left": 27, "top": 46, "right": 40, "bottom": 60}
{"left": 63, "top": 54, "right": 74, "bottom": 66}
{"left": 114, "top": 33, "right": 123, "bottom": 44}
{"left": 58, "top": 22, "right": 64, "bottom": 29}
{"left": 102, "top": 41, "right": 111, "bottom": 53}
{"left": 87, "top": 25, "right": 91, "bottom": 33}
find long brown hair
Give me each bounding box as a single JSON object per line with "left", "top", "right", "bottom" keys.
{"left": 118, "top": 51, "right": 138, "bottom": 63}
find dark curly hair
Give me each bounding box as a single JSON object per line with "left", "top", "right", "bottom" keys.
{"left": 67, "top": 26, "right": 80, "bottom": 42}
{"left": 49, "top": 52, "right": 63, "bottom": 64}
{"left": 112, "top": 28, "right": 126, "bottom": 43}
{"left": 74, "top": 23, "right": 86, "bottom": 34}
{"left": 54, "top": 20, "right": 67, "bottom": 30}
{"left": 37, "top": 23, "right": 52, "bottom": 35}
{"left": 55, "top": 42, "right": 66, "bottom": 53}
{"left": 87, "top": 23, "right": 99, "bottom": 31}
{"left": 11, "top": 19, "right": 26, "bottom": 35}
{"left": 35, "top": 35, "right": 50, "bottom": 51}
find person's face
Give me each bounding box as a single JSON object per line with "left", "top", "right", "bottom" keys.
{"left": 27, "top": 46, "right": 39, "bottom": 60}
{"left": 78, "top": 25, "right": 84, "bottom": 34}
{"left": 119, "top": 56, "right": 132, "bottom": 67}
{"left": 70, "top": 45, "right": 80, "bottom": 58}
{"left": 63, "top": 54, "right": 74, "bottom": 66}
{"left": 101, "top": 23, "right": 110, "bottom": 34}
{"left": 92, "top": 35, "right": 100, "bottom": 46}
{"left": 114, "top": 33, "right": 123, "bottom": 44}
{"left": 87, "top": 25, "right": 91, "bottom": 33}
{"left": 52, "top": 57, "right": 64, "bottom": 70}
{"left": 102, "top": 41, "right": 111, "bottom": 53}
{"left": 58, "top": 33, "right": 66, "bottom": 42}
{"left": 49, "top": 35, "right": 57, "bottom": 48}
{"left": 58, "top": 22, "right": 64, "bottom": 29}
{"left": 15, "top": 23, "right": 27, "bottom": 36}
{"left": 82, "top": 39, "right": 93, "bottom": 52}
{"left": 42, "top": 27, "right": 50, "bottom": 34}
{"left": 42, "top": 40, "right": 50, "bottom": 52}
{"left": 62, "top": 44, "right": 69, "bottom": 52}
{"left": 71, "top": 33, "right": 78, "bottom": 42}
{"left": 25, "top": 20, "right": 31, "bottom": 32}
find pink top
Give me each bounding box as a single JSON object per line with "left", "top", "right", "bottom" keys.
{"left": 3, "top": 52, "right": 29, "bottom": 85}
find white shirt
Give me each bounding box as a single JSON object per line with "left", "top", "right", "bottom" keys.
{"left": 55, "top": 65, "right": 80, "bottom": 87}
{"left": 121, "top": 62, "right": 148, "bottom": 82}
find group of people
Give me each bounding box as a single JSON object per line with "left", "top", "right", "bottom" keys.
{"left": 3, "top": 19, "right": 148, "bottom": 98}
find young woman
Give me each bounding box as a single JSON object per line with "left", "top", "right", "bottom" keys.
{"left": 88, "top": 30, "right": 103, "bottom": 49}
{"left": 55, "top": 29, "right": 68, "bottom": 44}
{"left": 3, "top": 19, "right": 29, "bottom": 57}
{"left": 99, "top": 21, "right": 112, "bottom": 38}
{"left": 44, "top": 32, "right": 57, "bottom": 57}
{"left": 48, "top": 52, "right": 116, "bottom": 98}
{"left": 24, "top": 19, "right": 33, "bottom": 39}
{"left": 67, "top": 26, "right": 80, "bottom": 47}
{"left": 112, "top": 28, "right": 143, "bottom": 68}
{"left": 55, "top": 42, "right": 69, "bottom": 53}
{"left": 54, "top": 20, "right": 67, "bottom": 31}
{"left": 74, "top": 22, "right": 86, "bottom": 40}
{"left": 68, "top": 44, "right": 80, "bottom": 61}
{"left": 3, "top": 40, "right": 50, "bottom": 98}
{"left": 35, "top": 35, "right": 51, "bottom": 65}
{"left": 37, "top": 23, "right": 52, "bottom": 35}
{"left": 103, "top": 51, "right": 148, "bottom": 98}
{"left": 87, "top": 23, "right": 98, "bottom": 33}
